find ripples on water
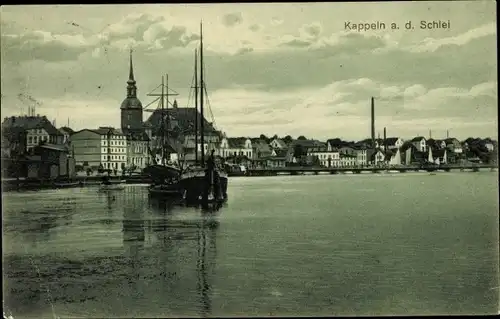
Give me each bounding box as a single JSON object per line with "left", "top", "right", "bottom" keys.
{"left": 2, "top": 173, "right": 499, "bottom": 317}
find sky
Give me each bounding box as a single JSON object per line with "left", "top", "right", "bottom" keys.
{"left": 0, "top": 1, "right": 497, "bottom": 141}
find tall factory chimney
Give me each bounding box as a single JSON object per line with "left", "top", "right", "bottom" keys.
{"left": 371, "top": 97, "right": 375, "bottom": 150}
{"left": 383, "top": 127, "right": 387, "bottom": 152}
{"left": 446, "top": 130, "right": 449, "bottom": 139}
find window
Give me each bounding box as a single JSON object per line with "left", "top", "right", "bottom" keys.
{"left": 28, "top": 136, "right": 33, "bottom": 143}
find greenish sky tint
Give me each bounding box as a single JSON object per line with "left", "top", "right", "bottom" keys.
{"left": 0, "top": 1, "right": 497, "bottom": 140}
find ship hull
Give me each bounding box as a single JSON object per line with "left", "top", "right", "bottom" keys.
{"left": 177, "top": 170, "right": 228, "bottom": 204}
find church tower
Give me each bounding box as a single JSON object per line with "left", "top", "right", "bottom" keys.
{"left": 120, "top": 49, "right": 143, "bottom": 132}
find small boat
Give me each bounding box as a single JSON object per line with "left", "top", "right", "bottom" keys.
{"left": 98, "top": 175, "right": 126, "bottom": 190}
{"left": 429, "top": 172, "right": 437, "bottom": 176}
{"left": 386, "top": 170, "right": 400, "bottom": 174}
{"left": 53, "top": 181, "right": 81, "bottom": 188}
{"left": 108, "top": 179, "right": 126, "bottom": 184}
{"left": 99, "top": 184, "right": 126, "bottom": 191}
{"left": 148, "top": 183, "right": 182, "bottom": 197}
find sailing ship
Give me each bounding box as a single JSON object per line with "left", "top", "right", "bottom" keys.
{"left": 176, "top": 22, "right": 228, "bottom": 204}
{"left": 146, "top": 75, "right": 183, "bottom": 197}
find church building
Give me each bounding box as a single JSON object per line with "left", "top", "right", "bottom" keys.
{"left": 120, "top": 50, "right": 150, "bottom": 171}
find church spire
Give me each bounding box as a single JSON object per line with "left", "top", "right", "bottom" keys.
{"left": 126, "top": 49, "right": 137, "bottom": 98}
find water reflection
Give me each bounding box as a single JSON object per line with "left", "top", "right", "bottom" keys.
{"left": 148, "top": 197, "right": 220, "bottom": 317}
{"left": 3, "top": 196, "right": 77, "bottom": 244}
{"left": 122, "top": 188, "right": 146, "bottom": 296}
{"left": 197, "top": 208, "right": 219, "bottom": 317}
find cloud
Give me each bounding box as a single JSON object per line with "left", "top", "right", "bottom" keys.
{"left": 279, "top": 27, "right": 387, "bottom": 58}
{"left": 280, "top": 38, "right": 312, "bottom": 48}
{"left": 406, "top": 22, "right": 496, "bottom": 53}
{"left": 0, "top": 95, "right": 122, "bottom": 130}
{"left": 270, "top": 17, "right": 283, "bottom": 26}
{"left": 249, "top": 24, "right": 262, "bottom": 32}
{"left": 100, "top": 13, "right": 199, "bottom": 52}
{"left": 221, "top": 12, "right": 243, "bottom": 27}
{"left": 301, "top": 22, "right": 322, "bottom": 38}
{"left": 1, "top": 30, "right": 93, "bottom": 62}
{"left": 206, "top": 79, "right": 497, "bottom": 140}
{"left": 1, "top": 13, "right": 201, "bottom": 64}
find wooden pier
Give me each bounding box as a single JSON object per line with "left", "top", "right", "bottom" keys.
{"left": 245, "top": 164, "right": 497, "bottom": 176}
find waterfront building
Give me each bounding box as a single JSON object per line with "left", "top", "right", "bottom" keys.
{"left": 384, "top": 137, "right": 404, "bottom": 150}
{"left": 269, "top": 138, "right": 288, "bottom": 150}
{"left": 2, "top": 115, "right": 64, "bottom": 151}
{"left": 444, "top": 138, "right": 463, "bottom": 154}
{"left": 265, "top": 149, "right": 288, "bottom": 167}
{"left": 120, "top": 51, "right": 150, "bottom": 170}
{"left": 339, "top": 153, "right": 357, "bottom": 167}
{"left": 411, "top": 136, "right": 427, "bottom": 152}
{"left": 71, "top": 127, "right": 127, "bottom": 171}
{"left": 370, "top": 149, "right": 386, "bottom": 166}
{"left": 177, "top": 131, "right": 221, "bottom": 165}
{"left": 354, "top": 146, "right": 369, "bottom": 166}
{"left": 33, "top": 144, "right": 75, "bottom": 178}
{"left": 218, "top": 137, "right": 253, "bottom": 159}
{"left": 338, "top": 146, "right": 357, "bottom": 156}
{"left": 250, "top": 138, "right": 272, "bottom": 160}
{"left": 306, "top": 147, "right": 340, "bottom": 167}
{"left": 427, "top": 138, "right": 446, "bottom": 150}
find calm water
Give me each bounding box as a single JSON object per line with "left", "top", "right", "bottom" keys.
{"left": 2, "top": 172, "right": 499, "bottom": 318}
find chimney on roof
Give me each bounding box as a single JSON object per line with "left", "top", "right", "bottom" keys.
{"left": 371, "top": 97, "right": 375, "bottom": 150}
{"left": 383, "top": 127, "right": 387, "bottom": 152}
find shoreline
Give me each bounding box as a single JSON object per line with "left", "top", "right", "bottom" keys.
{"left": 2, "top": 166, "right": 497, "bottom": 192}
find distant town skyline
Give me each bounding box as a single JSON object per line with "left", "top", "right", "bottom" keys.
{"left": 1, "top": 2, "right": 497, "bottom": 141}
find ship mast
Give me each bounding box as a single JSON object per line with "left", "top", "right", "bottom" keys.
{"left": 200, "top": 22, "right": 205, "bottom": 168}
{"left": 160, "top": 75, "right": 165, "bottom": 165}
{"left": 194, "top": 49, "right": 199, "bottom": 166}
{"left": 165, "top": 73, "right": 170, "bottom": 165}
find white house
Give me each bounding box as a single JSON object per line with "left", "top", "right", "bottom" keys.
{"left": 307, "top": 148, "right": 340, "bottom": 167}
{"left": 219, "top": 137, "right": 253, "bottom": 159}
{"left": 384, "top": 137, "right": 404, "bottom": 150}
{"left": 354, "top": 148, "right": 368, "bottom": 166}
{"left": 371, "top": 149, "right": 386, "bottom": 166}
{"left": 2, "top": 115, "right": 65, "bottom": 151}
{"left": 71, "top": 127, "right": 127, "bottom": 171}
{"left": 339, "top": 154, "right": 357, "bottom": 167}
{"left": 266, "top": 149, "right": 287, "bottom": 168}
{"left": 411, "top": 136, "right": 427, "bottom": 152}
